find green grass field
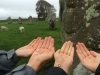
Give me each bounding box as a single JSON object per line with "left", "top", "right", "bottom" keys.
{"left": 0, "top": 20, "right": 62, "bottom": 75}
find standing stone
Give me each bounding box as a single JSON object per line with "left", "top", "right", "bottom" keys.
{"left": 18, "top": 17, "right": 22, "bottom": 24}
{"left": 46, "top": 11, "right": 56, "bottom": 29}
{"left": 28, "top": 16, "right": 33, "bottom": 24}
{"left": 7, "top": 17, "right": 12, "bottom": 24}
{"left": 73, "top": 63, "right": 94, "bottom": 75}
{"left": 59, "top": 0, "right": 100, "bottom": 75}
{"left": 48, "top": 20, "right": 55, "bottom": 29}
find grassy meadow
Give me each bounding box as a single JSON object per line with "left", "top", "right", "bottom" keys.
{"left": 0, "top": 20, "right": 62, "bottom": 75}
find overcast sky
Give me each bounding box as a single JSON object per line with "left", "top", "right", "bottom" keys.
{"left": 0, "top": 0, "right": 59, "bottom": 20}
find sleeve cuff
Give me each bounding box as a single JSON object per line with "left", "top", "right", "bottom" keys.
{"left": 95, "top": 64, "right": 100, "bottom": 75}
{"left": 7, "top": 64, "right": 36, "bottom": 75}
{"left": 45, "top": 67, "right": 68, "bottom": 75}
{"left": 7, "top": 49, "right": 20, "bottom": 62}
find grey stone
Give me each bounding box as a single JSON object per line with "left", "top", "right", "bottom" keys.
{"left": 73, "top": 63, "right": 94, "bottom": 75}
{"left": 46, "top": 11, "right": 56, "bottom": 29}
{"left": 48, "top": 20, "right": 56, "bottom": 29}
{"left": 18, "top": 17, "right": 22, "bottom": 24}
{"left": 7, "top": 17, "right": 12, "bottom": 24}
{"left": 28, "top": 16, "right": 33, "bottom": 24}
{"left": 59, "top": 0, "right": 100, "bottom": 75}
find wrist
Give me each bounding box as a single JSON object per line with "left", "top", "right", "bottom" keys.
{"left": 15, "top": 50, "right": 20, "bottom": 57}
{"left": 54, "top": 62, "right": 61, "bottom": 67}
{"left": 54, "top": 62, "right": 69, "bottom": 73}
{"left": 27, "top": 59, "right": 41, "bottom": 71}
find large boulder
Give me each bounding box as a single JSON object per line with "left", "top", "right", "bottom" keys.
{"left": 48, "top": 20, "right": 56, "bottom": 30}
{"left": 59, "top": 0, "right": 100, "bottom": 75}
{"left": 46, "top": 11, "right": 56, "bottom": 29}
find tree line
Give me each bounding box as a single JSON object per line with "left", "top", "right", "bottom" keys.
{"left": 36, "top": 0, "right": 56, "bottom": 20}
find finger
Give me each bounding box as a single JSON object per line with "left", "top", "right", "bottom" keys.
{"left": 67, "top": 42, "right": 73, "bottom": 55}
{"left": 37, "top": 40, "right": 43, "bottom": 48}
{"left": 78, "top": 43, "right": 87, "bottom": 58}
{"left": 41, "top": 37, "right": 48, "bottom": 48}
{"left": 44, "top": 37, "right": 50, "bottom": 49}
{"left": 54, "top": 49, "right": 60, "bottom": 57}
{"left": 81, "top": 43, "right": 90, "bottom": 56}
{"left": 28, "top": 39, "right": 35, "bottom": 46}
{"left": 60, "top": 42, "right": 67, "bottom": 53}
{"left": 76, "top": 50, "right": 84, "bottom": 62}
{"left": 49, "top": 47, "right": 55, "bottom": 54}
{"left": 48, "top": 37, "right": 54, "bottom": 49}
{"left": 90, "top": 51, "right": 98, "bottom": 57}
{"left": 64, "top": 41, "right": 71, "bottom": 54}
{"left": 31, "top": 39, "right": 42, "bottom": 51}
{"left": 31, "top": 37, "right": 42, "bottom": 47}
{"left": 56, "top": 49, "right": 60, "bottom": 53}
{"left": 76, "top": 45, "right": 85, "bottom": 59}
{"left": 70, "top": 47, "right": 74, "bottom": 58}
{"left": 50, "top": 37, "right": 54, "bottom": 47}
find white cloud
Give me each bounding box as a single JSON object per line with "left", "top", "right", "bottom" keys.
{"left": 0, "top": 0, "right": 59, "bottom": 20}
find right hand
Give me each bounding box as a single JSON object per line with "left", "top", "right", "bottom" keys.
{"left": 54, "top": 41, "right": 74, "bottom": 73}
{"left": 76, "top": 43, "right": 100, "bottom": 72}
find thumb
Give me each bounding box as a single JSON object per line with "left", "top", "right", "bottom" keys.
{"left": 56, "top": 49, "right": 61, "bottom": 53}
{"left": 90, "top": 51, "right": 98, "bottom": 57}
{"left": 50, "top": 47, "right": 55, "bottom": 54}
{"left": 54, "top": 49, "right": 60, "bottom": 55}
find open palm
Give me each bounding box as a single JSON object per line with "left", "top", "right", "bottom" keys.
{"left": 54, "top": 41, "right": 74, "bottom": 73}
{"left": 30, "top": 48, "right": 54, "bottom": 64}
{"left": 76, "top": 43, "right": 100, "bottom": 72}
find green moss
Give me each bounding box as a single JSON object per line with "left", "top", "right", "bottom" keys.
{"left": 97, "top": 29, "right": 100, "bottom": 34}
{"left": 85, "top": 4, "right": 96, "bottom": 21}
{"left": 84, "top": 0, "right": 88, "bottom": 2}
{"left": 88, "top": 41, "right": 91, "bottom": 45}
{"left": 81, "top": 7, "right": 85, "bottom": 10}
{"left": 98, "top": 44, "right": 100, "bottom": 48}
{"left": 88, "top": 37, "right": 95, "bottom": 41}
{"left": 93, "top": 13, "right": 99, "bottom": 18}
{"left": 90, "top": 0, "right": 94, "bottom": 1}
{"left": 86, "top": 22, "right": 90, "bottom": 27}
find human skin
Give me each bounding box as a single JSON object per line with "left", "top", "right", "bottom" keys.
{"left": 54, "top": 41, "right": 74, "bottom": 73}
{"left": 15, "top": 37, "right": 42, "bottom": 58}
{"left": 76, "top": 43, "right": 100, "bottom": 72}
{"left": 27, "top": 36, "right": 55, "bottom": 71}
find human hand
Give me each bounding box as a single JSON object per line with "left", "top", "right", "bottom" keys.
{"left": 76, "top": 43, "right": 100, "bottom": 72}
{"left": 15, "top": 37, "right": 42, "bottom": 58}
{"left": 27, "top": 36, "right": 55, "bottom": 71}
{"left": 54, "top": 41, "right": 74, "bottom": 73}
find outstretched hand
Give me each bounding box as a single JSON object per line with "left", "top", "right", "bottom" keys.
{"left": 27, "top": 36, "right": 55, "bottom": 71}
{"left": 54, "top": 41, "right": 74, "bottom": 73}
{"left": 15, "top": 37, "right": 42, "bottom": 58}
{"left": 76, "top": 43, "right": 100, "bottom": 72}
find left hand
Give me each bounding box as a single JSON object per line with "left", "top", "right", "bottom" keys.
{"left": 15, "top": 37, "right": 42, "bottom": 58}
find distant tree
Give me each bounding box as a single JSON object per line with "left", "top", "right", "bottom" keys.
{"left": 36, "top": 0, "right": 56, "bottom": 20}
